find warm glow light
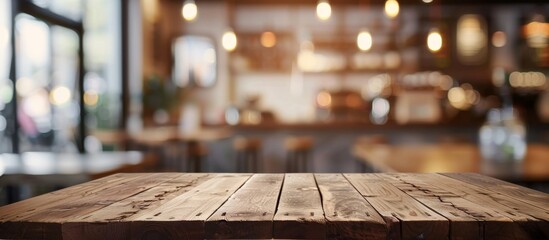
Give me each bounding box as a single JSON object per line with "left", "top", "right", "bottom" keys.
{"left": 84, "top": 91, "right": 99, "bottom": 106}
{"left": 384, "top": 0, "right": 399, "bottom": 19}
{"left": 510, "top": 71, "right": 547, "bottom": 88}
{"left": 492, "top": 31, "right": 507, "bottom": 48}
{"left": 524, "top": 17, "right": 549, "bottom": 48}
{"left": 50, "top": 86, "right": 71, "bottom": 105}
{"left": 422, "top": 0, "right": 433, "bottom": 3}
{"left": 316, "top": 0, "right": 332, "bottom": 21}
{"left": 448, "top": 87, "right": 469, "bottom": 110}
{"left": 222, "top": 30, "right": 237, "bottom": 52}
{"left": 181, "top": 0, "right": 198, "bottom": 22}
{"left": 260, "top": 31, "right": 277, "bottom": 48}
{"left": 427, "top": 29, "right": 443, "bottom": 52}
{"left": 357, "top": 30, "right": 373, "bottom": 51}
{"left": 457, "top": 15, "right": 487, "bottom": 59}
{"left": 142, "top": 0, "right": 160, "bottom": 23}
{"left": 438, "top": 75, "right": 453, "bottom": 90}
{"left": 316, "top": 91, "right": 332, "bottom": 108}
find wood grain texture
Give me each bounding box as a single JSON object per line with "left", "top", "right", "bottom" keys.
{"left": 0, "top": 173, "right": 547, "bottom": 239}
{"left": 206, "top": 174, "right": 284, "bottom": 239}
{"left": 30, "top": 173, "right": 181, "bottom": 221}
{"left": 130, "top": 174, "right": 251, "bottom": 239}
{"left": 61, "top": 173, "right": 213, "bottom": 240}
{"left": 418, "top": 173, "right": 549, "bottom": 239}
{"left": 379, "top": 173, "right": 518, "bottom": 240}
{"left": 0, "top": 173, "right": 149, "bottom": 239}
{"left": 273, "top": 173, "right": 325, "bottom": 239}
{"left": 25, "top": 173, "right": 180, "bottom": 239}
{"left": 0, "top": 173, "right": 132, "bottom": 222}
{"left": 315, "top": 174, "right": 387, "bottom": 239}
{"left": 344, "top": 173, "right": 449, "bottom": 240}
{"left": 443, "top": 172, "right": 549, "bottom": 209}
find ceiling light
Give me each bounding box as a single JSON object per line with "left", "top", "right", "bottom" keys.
{"left": 384, "top": 0, "right": 399, "bottom": 19}
{"left": 316, "top": 0, "right": 332, "bottom": 21}
{"left": 427, "top": 28, "right": 443, "bottom": 52}
{"left": 357, "top": 30, "right": 373, "bottom": 51}
{"left": 222, "top": 30, "right": 237, "bottom": 52}
{"left": 182, "top": 0, "right": 198, "bottom": 22}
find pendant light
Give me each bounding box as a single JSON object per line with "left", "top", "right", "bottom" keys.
{"left": 316, "top": 0, "right": 332, "bottom": 21}
{"left": 182, "top": 0, "right": 198, "bottom": 22}
{"left": 427, "top": 28, "right": 443, "bottom": 52}
{"left": 384, "top": 0, "right": 399, "bottom": 19}
{"left": 222, "top": 29, "right": 237, "bottom": 52}
{"left": 357, "top": 29, "right": 373, "bottom": 51}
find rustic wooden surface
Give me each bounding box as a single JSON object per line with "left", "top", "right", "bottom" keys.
{"left": 0, "top": 173, "right": 547, "bottom": 239}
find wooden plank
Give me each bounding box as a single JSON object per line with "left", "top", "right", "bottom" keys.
{"left": 14, "top": 173, "right": 181, "bottom": 239}
{"left": 0, "top": 174, "right": 144, "bottom": 238}
{"left": 206, "top": 174, "right": 284, "bottom": 239}
{"left": 379, "top": 173, "right": 519, "bottom": 240}
{"left": 131, "top": 174, "right": 251, "bottom": 239}
{"left": 61, "top": 173, "right": 213, "bottom": 240}
{"left": 344, "top": 173, "right": 449, "bottom": 240}
{"left": 273, "top": 173, "right": 325, "bottom": 239}
{"left": 0, "top": 173, "right": 147, "bottom": 239}
{"left": 25, "top": 173, "right": 181, "bottom": 221}
{"left": 443, "top": 172, "right": 549, "bottom": 209}
{"left": 413, "top": 173, "right": 549, "bottom": 239}
{"left": 315, "top": 174, "right": 387, "bottom": 239}
{"left": 0, "top": 173, "right": 129, "bottom": 221}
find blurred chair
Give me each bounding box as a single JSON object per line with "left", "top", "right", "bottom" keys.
{"left": 233, "top": 136, "right": 262, "bottom": 172}
{"left": 285, "top": 136, "right": 313, "bottom": 172}
{"left": 186, "top": 141, "right": 208, "bottom": 172}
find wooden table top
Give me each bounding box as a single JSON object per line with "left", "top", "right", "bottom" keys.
{"left": 353, "top": 143, "right": 549, "bottom": 182}
{"left": 0, "top": 173, "right": 547, "bottom": 239}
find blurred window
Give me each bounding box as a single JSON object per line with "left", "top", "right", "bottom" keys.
{"left": 32, "top": 0, "right": 83, "bottom": 21}
{"left": 0, "top": 0, "right": 11, "bottom": 153}
{"left": 5, "top": 0, "right": 122, "bottom": 153}
{"left": 84, "top": 0, "right": 122, "bottom": 130}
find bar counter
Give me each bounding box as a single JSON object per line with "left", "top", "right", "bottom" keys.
{"left": 0, "top": 173, "right": 547, "bottom": 239}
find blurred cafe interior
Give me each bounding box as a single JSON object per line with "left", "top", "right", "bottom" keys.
{"left": 0, "top": 0, "right": 548, "bottom": 204}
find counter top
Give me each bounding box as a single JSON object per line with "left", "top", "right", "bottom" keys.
{"left": 353, "top": 143, "right": 549, "bottom": 182}
{"left": 232, "top": 121, "right": 484, "bottom": 131}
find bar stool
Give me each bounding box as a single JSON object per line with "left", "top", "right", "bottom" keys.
{"left": 234, "top": 137, "right": 262, "bottom": 172}
{"left": 186, "top": 141, "right": 208, "bottom": 172}
{"left": 285, "top": 136, "right": 313, "bottom": 172}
